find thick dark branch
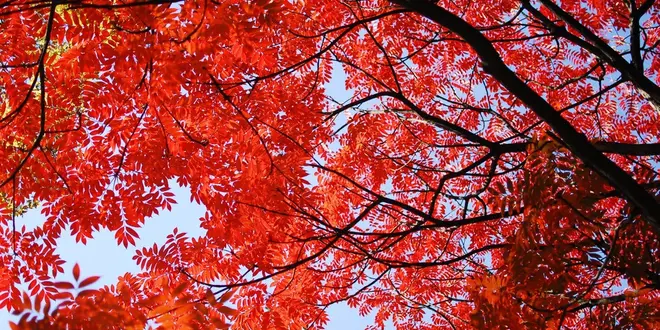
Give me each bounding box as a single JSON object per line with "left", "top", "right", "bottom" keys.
{"left": 631, "top": 0, "right": 656, "bottom": 71}
{"left": 500, "top": 141, "right": 660, "bottom": 156}
{"left": 532, "top": 0, "right": 660, "bottom": 109}
{"left": 390, "top": 0, "right": 660, "bottom": 234}
{"left": 630, "top": 1, "right": 643, "bottom": 71}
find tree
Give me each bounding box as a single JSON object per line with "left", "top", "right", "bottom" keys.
{"left": 0, "top": 0, "right": 659, "bottom": 328}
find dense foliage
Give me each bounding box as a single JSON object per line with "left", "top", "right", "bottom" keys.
{"left": 0, "top": 0, "right": 659, "bottom": 328}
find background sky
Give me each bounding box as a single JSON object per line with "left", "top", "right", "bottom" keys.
{"left": 0, "top": 64, "right": 396, "bottom": 329}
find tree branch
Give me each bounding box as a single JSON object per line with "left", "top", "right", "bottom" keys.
{"left": 389, "top": 0, "right": 660, "bottom": 234}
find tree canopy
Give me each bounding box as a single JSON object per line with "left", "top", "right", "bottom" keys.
{"left": 1, "top": 0, "right": 659, "bottom": 328}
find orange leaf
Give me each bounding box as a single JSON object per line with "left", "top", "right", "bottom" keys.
{"left": 218, "top": 289, "right": 233, "bottom": 304}
{"left": 218, "top": 305, "right": 236, "bottom": 316}
{"left": 172, "top": 282, "right": 188, "bottom": 297}
{"left": 205, "top": 289, "right": 217, "bottom": 304}
{"left": 148, "top": 304, "right": 174, "bottom": 319}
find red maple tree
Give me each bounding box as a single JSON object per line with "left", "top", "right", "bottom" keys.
{"left": 0, "top": 0, "right": 659, "bottom": 328}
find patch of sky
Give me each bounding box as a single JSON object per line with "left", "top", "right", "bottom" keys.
{"left": 298, "top": 58, "right": 396, "bottom": 329}
{"left": 301, "top": 61, "right": 352, "bottom": 188}
{"left": 0, "top": 179, "right": 206, "bottom": 325}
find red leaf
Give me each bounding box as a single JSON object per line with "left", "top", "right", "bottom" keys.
{"left": 52, "top": 282, "right": 75, "bottom": 290}
{"left": 72, "top": 263, "right": 80, "bottom": 282}
{"left": 78, "top": 276, "right": 101, "bottom": 288}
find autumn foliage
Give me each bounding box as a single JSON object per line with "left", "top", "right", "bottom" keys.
{"left": 1, "top": 0, "right": 660, "bottom": 328}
